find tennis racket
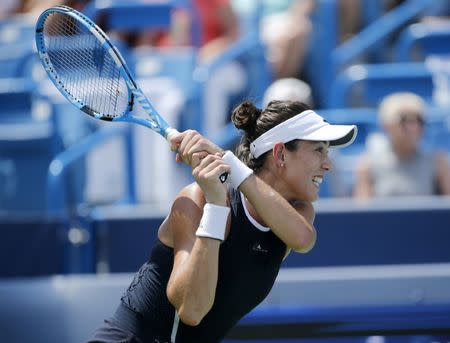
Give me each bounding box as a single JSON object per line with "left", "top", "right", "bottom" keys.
{"left": 35, "top": 5, "right": 227, "bottom": 182}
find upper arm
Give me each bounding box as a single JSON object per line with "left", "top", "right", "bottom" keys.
{"left": 167, "top": 184, "right": 206, "bottom": 278}
{"left": 353, "top": 156, "right": 373, "bottom": 198}
{"left": 290, "top": 201, "right": 316, "bottom": 254}
{"left": 293, "top": 200, "right": 315, "bottom": 225}
{"left": 435, "top": 152, "right": 450, "bottom": 195}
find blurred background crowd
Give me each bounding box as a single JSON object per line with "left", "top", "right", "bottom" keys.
{"left": 0, "top": 1, "right": 450, "bottom": 342}
{"left": 1, "top": 0, "right": 450, "bottom": 212}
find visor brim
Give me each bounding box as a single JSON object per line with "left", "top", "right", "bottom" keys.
{"left": 300, "top": 124, "right": 358, "bottom": 148}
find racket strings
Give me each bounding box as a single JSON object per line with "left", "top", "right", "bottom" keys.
{"left": 42, "top": 12, "right": 129, "bottom": 118}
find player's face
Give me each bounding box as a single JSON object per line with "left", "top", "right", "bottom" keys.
{"left": 282, "top": 141, "right": 332, "bottom": 202}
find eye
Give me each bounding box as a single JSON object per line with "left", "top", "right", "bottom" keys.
{"left": 315, "top": 145, "right": 329, "bottom": 156}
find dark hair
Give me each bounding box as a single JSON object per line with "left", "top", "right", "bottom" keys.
{"left": 231, "top": 100, "right": 311, "bottom": 172}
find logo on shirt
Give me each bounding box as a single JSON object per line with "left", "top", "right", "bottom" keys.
{"left": 252, "top": 243, "right": 268, "bottom": 253}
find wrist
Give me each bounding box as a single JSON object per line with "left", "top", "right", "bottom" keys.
{"left": 196, "top": 203, "right": 230, "bottom": 241}
{"left": 205, "top": 199, "right": 228, "bottom": 207}
{"left": 222, "top": 151, "right": 253, "bottom": 189}
{"left": 203, "top": 190, "right": 228, "bottom": 207}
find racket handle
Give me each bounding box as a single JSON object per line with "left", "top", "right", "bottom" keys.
{"left": 165, "top": 127, "right": 180, "bottom": 142}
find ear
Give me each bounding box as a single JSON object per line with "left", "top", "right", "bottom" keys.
{"left": 272, "top": 142, "right": 285, "bottom": 167}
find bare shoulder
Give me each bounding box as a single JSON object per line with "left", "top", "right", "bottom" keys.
{"left": 174, "top": 183, "right": 206, "bottom": 210}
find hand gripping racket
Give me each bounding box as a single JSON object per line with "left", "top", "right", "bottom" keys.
{"left": 35, "top": 5, "right": 227, "bottom": 182}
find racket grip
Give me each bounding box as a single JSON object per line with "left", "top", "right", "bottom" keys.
{"left": 165, "top": 127, "right": 180, "bottom": 142}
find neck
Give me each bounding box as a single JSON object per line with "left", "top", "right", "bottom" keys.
{"left": 391, "top": 139, "right": 416, "bottom": 159}
{"left": 256, "top": 166, "right": 297, "bottom": 203}
{"left": 256, "top": 167, "right": 282, "bottom": 193}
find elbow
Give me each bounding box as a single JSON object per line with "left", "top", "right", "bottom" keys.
{"left": 167, "top": 288, "right": 212, "bottom": 327}
{"left": 291, "top": 227, "right": 316, "bottom": 253}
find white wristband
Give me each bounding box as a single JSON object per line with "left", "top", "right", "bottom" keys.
{"left": 222, "top": 151, "right": 253, "bottom": 189}
{"left": 196, "top": 203, "right": 230, "bottom": 241}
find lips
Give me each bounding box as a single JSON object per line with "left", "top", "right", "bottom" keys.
{"left": 312, "top": 176, "right": 323, "bottom": 188}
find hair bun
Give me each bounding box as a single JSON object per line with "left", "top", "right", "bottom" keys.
{"left": 231, "top": 101, "right": 261, "bottom": 137}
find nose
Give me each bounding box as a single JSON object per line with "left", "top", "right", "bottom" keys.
{"left": 322, "top": 155, "right": 333, "bottom": 172}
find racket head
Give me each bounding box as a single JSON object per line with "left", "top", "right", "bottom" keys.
{"left": 35, "top": 5, "right": 135, "bottom": 122}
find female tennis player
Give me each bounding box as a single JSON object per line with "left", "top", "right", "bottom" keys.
{"left": 87, "top": 100, "right": 357, "bottom": 343}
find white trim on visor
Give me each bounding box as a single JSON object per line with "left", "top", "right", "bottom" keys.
{"left": 249, "top": 110, "right": 358, "bottom": 158}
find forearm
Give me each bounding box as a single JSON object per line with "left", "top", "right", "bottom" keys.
{"left": 354, "top": 160, "right": 373, "bottom": 198}
{"left": 239, "top": 174, "right": 316, "bottom": 252}
{"left": 167, "top": 237, "right": 220, "bottom": 326}
{"left": 436, "top": 152, "right": 450, "bottom": 195}
{"left": 353, "top": 183, "right": 373, "bottom": 198}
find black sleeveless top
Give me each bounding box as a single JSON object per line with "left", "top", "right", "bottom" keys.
{"left": 117, "top": 189, "right": 287, "bottom": 342}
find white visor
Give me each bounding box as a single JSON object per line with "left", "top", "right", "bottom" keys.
{"left": 249, "top": 110, "right": 358, "bottom": 158}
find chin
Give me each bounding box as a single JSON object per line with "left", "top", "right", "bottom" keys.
{"left": 309, "top": 194, "right": 319, "bottom": 202}
{"left": 308, "top": 188, "right": 321, "bottom": 201}
{"left": 293, "top": 186, "right": 318, "bottom": 202}
{"left": 301, "top": 191, "right": 318, "bottom": 202}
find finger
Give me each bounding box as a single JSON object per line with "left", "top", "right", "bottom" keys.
{"left": 178, "top": 130, "right": 198, "bottom": 154}
{"left": 204, "top": 164, "right": 231, "bottom": 181}
{"left": 169, "top": 131, "right": 185, "bottom": 152}
{"left": 187, "top": 137, "right": 222, "bottom": 157}
{"left": 191, "top": 151, "right": 208, "bottom": 169}
{"left": 182, "top": 135, "right": 202, "bottom": 165}
{"left": 197, "top": 157, "right": 228, "bottom": 178}
{"left": 178, "top": 131, "right": 200, "bottom": 165}
{"left": 192, "top": 155, "right": 221, "bottom": 178}
{"left": 197, "top": 154, "right": 221, "bottom": 169}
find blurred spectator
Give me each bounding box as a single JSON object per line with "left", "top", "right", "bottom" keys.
{"left": 0, "top": 0, "right": 20, "bottom": 19}
{"left": 263, "top": 77, "right": 313, "bottom": 107}
{"left": 232, "top": 0, "right": 314, "bottom": 80}
{"left": 120, "top": 0, "right": 239, "bottom": 63}
{"left": 0, "top": 0, "right": 63, "bottom": 19}
{"left": 338, "top": 0, "right": 450, "bottom": 47}
{"left": 353, "top": 92, "right": 450, "bottom": 198}
{"left": 115, "top": 0, "right": 245, "bottom": 138}
{"left": 191, "top": 0, "right": 240, "bottom": 62}
{"left": 14, "top": 0, "right": 90, "bottom": 14}
{"left": 186, "top": 0, "right": 246, "bottom": 136}
{"left": 338, "top": 0, "right": 361, "bottom": 43}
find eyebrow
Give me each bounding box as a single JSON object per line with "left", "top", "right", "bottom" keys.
{"left": 314, "top": 141, "right": 330, "bottom": 148}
